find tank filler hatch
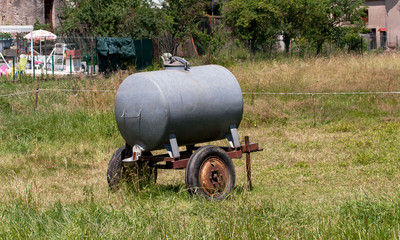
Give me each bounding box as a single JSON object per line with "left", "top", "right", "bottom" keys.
{"left": 162, "top": 55, "right": 190, "bottom": 71}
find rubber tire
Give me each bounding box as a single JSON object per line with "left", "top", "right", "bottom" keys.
{"left": 107, "top": 147, "right": 157, "bottom": 191}
{"left": 185, "top": 146, "right": 236, "bottom": 201}
{"left": 107, "top": 146, "right": 126, "bottom": 191}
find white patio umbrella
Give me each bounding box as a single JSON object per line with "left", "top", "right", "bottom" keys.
{"left": 24, "top": 29, "right": 57, "bottom": 55}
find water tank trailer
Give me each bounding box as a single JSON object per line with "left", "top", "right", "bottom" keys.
{"left": 107, "top": 57, "right": 262, "bottom": 200}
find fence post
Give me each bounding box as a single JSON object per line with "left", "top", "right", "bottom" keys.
{"left": 312, "top": 94, "right": 317, "bottom": 128}
{"left": 306, "top": 40, "right": 309, "bottom": 59}
{"left": 52, "top": 56, "right": 54, "bottom": 77}
{"left": 157, "top": 38, "right": 161, "bottom": 68}
{"left": 12, "top": 57, "right": 15, "bottom": 82}
{"left": 269, "top": 39, "right": 272, "bottom": 59}
{"left": 141, "top": 39, "right": 144, "bottom": 69}
{"left": 34, "top": 76, "right": 40, "bottom": 110}
{"left": 93, "top": 53, "right": 96, "bottom": 74}
{"left": 33, "top": 56, "right": 35, "bottom": 80}
{"left": 45, "top": 56, "right": 47, "bottom": 80}
{"left": 320, "top": 97, "right": 324, "bottom": 125}
{"left": 70, "top": 54, "right": 72, "bottom": 75}
{"left": 86, "top": 55, "right": 89, "bottom": 75}
{"left": 94, "top": 37, "right": 97, "bottom": 74}
{"left": 349, "top": 38, "right": 352, "bottom": 54}
{"left": 250, "top": 39, "right": 252, "bottom": 60}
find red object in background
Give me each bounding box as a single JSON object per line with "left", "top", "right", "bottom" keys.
{"left": 378, "top": 28, "right": 388, "bottom": 32}
{"left": 66, "top": 50, "right": 81, "bottom": 59}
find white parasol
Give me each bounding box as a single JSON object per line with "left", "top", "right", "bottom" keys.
{"left": 23, "top": 29, "right": 57, "bottom": 41}
{"left": 24, "top": 29, "right": 57, "bottom": 55}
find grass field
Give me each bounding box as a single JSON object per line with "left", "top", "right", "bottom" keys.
{"left": 1, "top": 53, "right": 400, "bottom": 238}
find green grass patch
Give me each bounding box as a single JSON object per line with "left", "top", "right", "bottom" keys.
{"left": 2, "top": 55, "right": 400, "bottom": 238}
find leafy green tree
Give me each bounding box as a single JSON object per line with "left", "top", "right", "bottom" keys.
{"left": 331, "top": 0, "right": 366, "bottom": 26}
{"left": 58, "top": 0, "right": 139, "bottom": 36}
{"left": 122, "top": 1, "right": 171, "bottom": 39}
{"left": 223, "top": 0, "right": 366, "bottom": 54}
{"left": 162, "top": 0, "right": 206, "bottom": 39}
{"left": 191, "top": 22, "right": 228, "bottom": 57}
{"left": 276, "top": 0, "right": 304, "bottom": 53}
{"left": 299, "top": 0, "right": 333, "bottom": 53}
{"left": 223, "top": 0, "right": 281, "bottom": 50}
{"left": 300, "top": 0, "right": 366, "bottom": 53}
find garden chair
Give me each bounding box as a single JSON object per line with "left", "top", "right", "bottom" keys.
{"left": 0, "top": 66, "right": 7, "bottom": 76}
{"left": 6, "top": 57, "right": 28, "bottom": 77}
{"left": 18, "top": 57, "right": 28, "bottom": 74}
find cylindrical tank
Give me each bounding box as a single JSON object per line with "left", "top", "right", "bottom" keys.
{"left": 115, "top": 65, "right": 243, "bottom": 151}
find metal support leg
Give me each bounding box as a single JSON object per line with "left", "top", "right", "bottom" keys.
{"left": 226, "top": 125, "right": 241, "bottom": 148}
{"left": 165, "top": 134, "right": 180, "bottom": 158}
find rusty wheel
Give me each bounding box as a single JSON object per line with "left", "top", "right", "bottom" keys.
{"left": 185, "top": 146, "right": 235, "bottom": 200}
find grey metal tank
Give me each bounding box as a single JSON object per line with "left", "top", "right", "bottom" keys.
{"left": 115, "top": 64, "right": 243, "bottom": 153}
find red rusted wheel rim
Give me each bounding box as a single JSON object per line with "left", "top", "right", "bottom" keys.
{"left": 199, "top": 156, "right": 229, "bottom": 197}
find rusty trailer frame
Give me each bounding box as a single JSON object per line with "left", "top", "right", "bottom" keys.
{"left": 138, "top": 136, "right": 262, "bottom": 190}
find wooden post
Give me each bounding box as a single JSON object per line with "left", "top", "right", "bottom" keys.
{"left": 86, "top": 55, "right": 89, "bottom": 75}
{"left": 349, "top": 38, "right": 352, "bottom": 54}
{"left": 269, "top": 39, "right": 272, "bottom": 59}
{"left": 230, "top": 38, "right": 233, "bottom": 57}
{"left": 312, "top": 94, "right": 316, "bottom": 128}
{"left": 157, "top": 38, "right": 161, "bottom": 68}
{"left": 245, "top": 136, "right": 252, "bottom": 191}
{"left": 208, "top": 40, "right": 211, "bottom": 64}
{"left": 320, "top": 97, "right": 324, "bottom": 125}
{"left": 250, "top": 40, "right": 252, "bottom": 60}
{"left": 70, "top": 54, "right": 72, "bottom": 75}
{"left": 93, "top": 53, "right": 96, "bottom": 74}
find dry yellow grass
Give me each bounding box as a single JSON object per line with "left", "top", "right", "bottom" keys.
{"left": 230, "top": 53, "right": 400, "bottom": 93}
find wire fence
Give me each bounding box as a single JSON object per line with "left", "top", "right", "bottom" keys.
{"left": 4, "top": 89, "right": 400, "bottom": 98}
{"left": 2, "top": 88, "right": 400, "bottom": 129}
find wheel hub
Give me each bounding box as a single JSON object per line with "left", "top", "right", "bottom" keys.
{"left": 199, "top": 157, "right": 229, "bottom": 197}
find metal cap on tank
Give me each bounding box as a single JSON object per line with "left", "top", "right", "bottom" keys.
{"left": 163, "top": 56, "right": 190, "bottom": 71}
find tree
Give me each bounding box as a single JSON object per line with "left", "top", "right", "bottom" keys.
{"left": 162, "top": 0, "right": 206, "bottom": 39}
{"left": 58, "top": 0, "right": 139, "bottom": 36}
{"left": 331, "top": 0, "right": 366, "bottom": 26}
{"left": 122, "top": 1, "right": 171, "bottom": 39}
{"left": 276, "top": 0, "right": 304, "bottom": 53}
{"left": 223, "top": 0, "right": 281, "bottom": 51}
{"left": 58, "top": 0, "right": 169, "bottom": 39}
{"left": 223, "top": 0, "right": 366, "bottom": 54}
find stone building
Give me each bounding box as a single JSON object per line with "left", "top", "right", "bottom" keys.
{"left": 0, "top": 0, "right": 65, "bottom": 29}
{"left": 364, "top": 0, "right": 400, "bottom": 49}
